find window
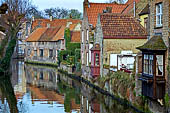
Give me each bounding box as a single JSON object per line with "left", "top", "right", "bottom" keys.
{"left": 34, "top": 50, "right": 37, "bottom": 56}
{"left": 144, "top": 17, "right": 148, "bottom": 28}
{"left": 49, "top": 49, "right": 53, "bottom": 58}
{"left": 143, "top": 54, "right": 153, "bottom": 76}
{"left": 40, "top": 49, "right": 43, "bottom": 57}
{"left": 27, "top": 49, "right": 31, "bottom": 56}
{"left": 149, "top": 55, "right": 154, "bottom": 75}
{"left": 87, "top": 30, "right": 89, "bottom": 41}
{"left": 40, "top": 71, "right": 43, "bottom": 80}
{"left": 34, "top": 71, "right": 37, "bottom": 79}
{"left": 156, "top": 55, "right": 163, "bottom": 76}
{"left": 49, "top": 72, "right": 53, "bottom": 82}
{"left": 86, "top": 52, "right": 89, "bottom": 66}
{"left": 91, "top": 53, "right": 94, "bottom": 66}
{"left": 95, "top": 53, "right": 99, "bottom": 66}
{"left": 156, "top": 3, "right": 162, "bottom": 27}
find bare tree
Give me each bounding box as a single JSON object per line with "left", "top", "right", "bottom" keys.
{"left": 44, "top": 7, "right": 69, "bottom": 19}
{"left": 26, "top": 5, "right": 45, "bottom": 19}
{"left": 44, "top": 7, "right": 82, "bottom": 19}
{"left": 0, "top": 0, "right": 32, "bottom": 38}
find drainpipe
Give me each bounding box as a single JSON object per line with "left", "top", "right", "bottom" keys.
{"left": 133, "top": 1, "right": 136, "bottom": 17}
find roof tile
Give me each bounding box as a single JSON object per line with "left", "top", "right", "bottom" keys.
{"left": 71, "top": 31, "right": 80, "bottom": 43}
{"left": 100, "top": 13, "right": 147, "bottom": 39}
{"left": 85, "top": 2, "right": 127, "bottom": 27}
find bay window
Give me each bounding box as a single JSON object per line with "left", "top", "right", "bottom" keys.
{"left": 143, "top": 54, "right": 153, "bottom": 76}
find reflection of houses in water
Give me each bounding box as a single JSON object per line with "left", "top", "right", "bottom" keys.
{"left": 11, "top": 60, "right": 26, "bottom": 99}
{"left": 24, "top": 66, "right": 81, "bottom": 112}
{"left": 25, "top": 64, "right": 58, "bottom": 89}
{"left": 28, "top": 85, "right": 80, "bottom": 112}
{"left": 80, "top": 83, "right": 100, "bottom": 113}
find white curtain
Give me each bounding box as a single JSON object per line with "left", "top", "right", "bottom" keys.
{"left": 156, "top": 55, "right": 163, "bottom": 74}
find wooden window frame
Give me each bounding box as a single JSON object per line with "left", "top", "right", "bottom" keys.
{"left": 143, "top": 54, "right": 154, "bottom": 77}
{"left": 156, "top": 3, "right": 163, "bottom": 27}
{"left": 39, "top": 49, "right": 43, "bottom": 57}
{"left": 49, "top": 49, "right": 53, "bottom": 58}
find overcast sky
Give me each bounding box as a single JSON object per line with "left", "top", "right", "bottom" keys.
{"left": 32, "top": 0, "right": 108, "bottom": 12}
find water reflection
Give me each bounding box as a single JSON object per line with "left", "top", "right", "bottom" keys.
{"left": 0, "top": 76, "right": 18, "bottom": 113}
{"left": 0, "top": 60, "right": 139, "bottom": 113}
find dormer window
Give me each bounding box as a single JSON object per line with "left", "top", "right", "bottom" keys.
{"left": 156, "top": 3, "right": 162, "bottom": 27}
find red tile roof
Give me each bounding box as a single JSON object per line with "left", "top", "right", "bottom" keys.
{"left": 39, "top": 27, "right": 61, "bottom": 41}
{"left": 26, "top": 28, "right": 47, "bottom": 42}
{"left": 26, "top": 27, "right": 61, "bottom": 42}
{"left": 122, "top": 0, "right": 146, "bottom": 16}
{"left": 71, "top": 31, "right": 81, "bottom": 43}
{"left": 100, "top": 13, "right": 147, "bottom": 39}
{"left": 32, "top": 19, "right": 81, "bottom": 31}
{"left": 85, "top": 2, "right": 127, "bottom": 27}
{"left": 27, "top": 23, "right": 81, "bottom": 42}
{"left": 52, "top": 26, "right": 65, "bottom": 41}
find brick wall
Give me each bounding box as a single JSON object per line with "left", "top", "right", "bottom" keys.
{"left": 149, "top": 0, "right": 170, "bottom": 93}
{"left": 25, "top": 42, "right": 57, "bottom": 63}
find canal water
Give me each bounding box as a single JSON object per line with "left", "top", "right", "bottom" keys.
{"left": 0, "top": 60, "right": 139, "bottom": 113}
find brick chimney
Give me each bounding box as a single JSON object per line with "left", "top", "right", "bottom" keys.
{"left": 50, "top": 16, "right": 53, "bottom": 21}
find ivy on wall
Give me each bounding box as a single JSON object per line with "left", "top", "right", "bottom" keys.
{"left": 58, "top": 50, "right": 71, "bottom": 63}
{"left": 0, "top": 38, "right": 16, "bottom": 73}
{"left": 58, "top": 27, "right": 81, "bottom": 69}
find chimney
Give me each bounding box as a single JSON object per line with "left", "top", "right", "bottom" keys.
{"left": 50, "top": 16, "right": 53, "bottom": 21}
{"left": 84, "top": 0, "right": 90, "bottom": 8}
{"left": 32, "top": 16, "right": 35, "bottom": 22}
{"left": 106, "top": 7, "right": 112, "bottom": 13}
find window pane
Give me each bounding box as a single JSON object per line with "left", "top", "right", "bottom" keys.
{"left": 156, "top": 3, "right": 163, "bottom": 26}
{"left": 49, "top": 49, "right": 53, "bottom": 58}
{"left": 95, "top": 53, "right": 99, "bottom": 66}
{"left": 40, "top": 49, "right": 43, "bottom": 57}
{"left": 149, "top": 55, "right": 153, "bottom": 75}
{"left": 156, "top": 55, "right": 163, "bottom": 76}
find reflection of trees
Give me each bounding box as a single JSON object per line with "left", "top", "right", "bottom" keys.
{"left": 57, "top": 78, "right": 81, "bottom": 112}
{"left": 0, "top": 76, "right": 18, "bottom": 113}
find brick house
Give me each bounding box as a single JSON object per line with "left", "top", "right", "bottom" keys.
{"left": 81, "top": 0, "right": 128, "bottom": 78}
{"left": 25, "top": 27, "right": 61, "bottom": 63}
{"left": 92, "top": 13, "right": 147, "bottom": 77}
{"left": 137, "top": 0, "right": 169, "bottom": 99}
{"left": 25, "top": 19, "right": 81, "bottom": 63}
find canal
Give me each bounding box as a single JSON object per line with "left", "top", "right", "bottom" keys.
{"left": 0, "top": 60, "right": 140, "bottom": 113}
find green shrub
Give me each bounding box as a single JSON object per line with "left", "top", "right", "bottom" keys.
{"left": 164, "top": 93, "right": 170, "bottom": 107}
{"left": 67, "top": 43, "right": 80, "bottom": 55}
{"left": 103, "top": 64, "right": 110, "bottom": 69}
{"left": 75, "top": 49, "right": 81, "bottom": 62}
{"left": 58, "top": 50, "right": 71, "bottom": 63}
{"left": 75, "top": 62, "right": 81, "bottom": 71}
{"left": 67, "top": 56, "right": 75, "bottom": 65}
